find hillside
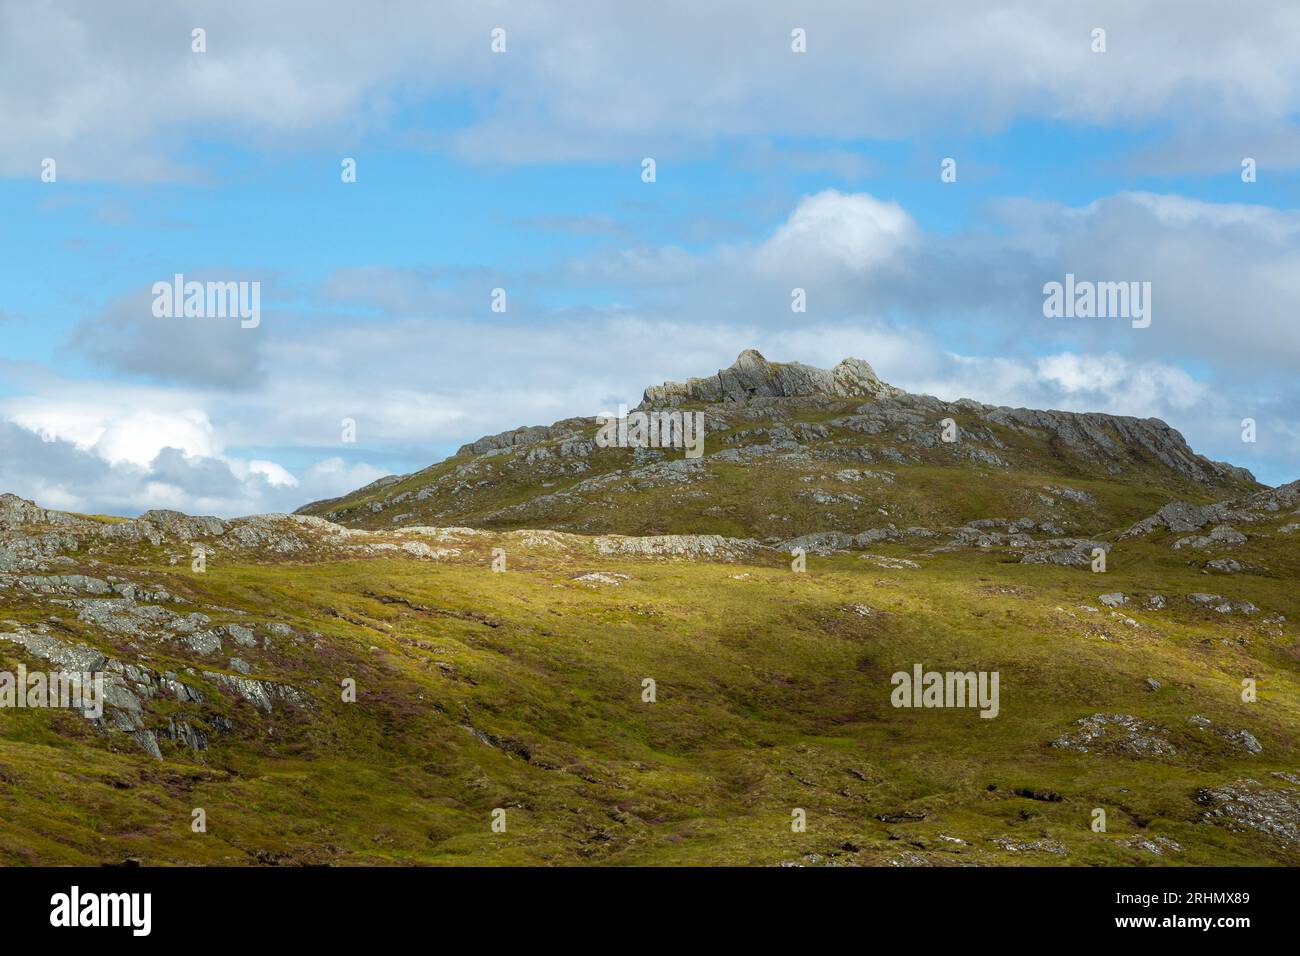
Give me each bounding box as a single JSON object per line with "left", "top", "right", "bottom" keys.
{"left": 298, "top": 350, "right": 1259, "bottom": 543}
{"left": 1, "top": 351, "right": 1297, "bottom": 867}
{"left": 2, "top": 480, "right": 1299, "bottom": 865}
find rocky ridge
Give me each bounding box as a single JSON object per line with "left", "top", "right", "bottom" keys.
{"left": 298, "top": 350, "right": 1259, "bottom": 537}
{"left": 638, "top": 348, "right": 904, "bottom": 405}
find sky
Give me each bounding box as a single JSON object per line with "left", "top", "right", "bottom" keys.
{"left": 1, "top": 0, "right": 1298, "bottom": 517}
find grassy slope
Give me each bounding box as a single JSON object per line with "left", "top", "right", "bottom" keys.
{"left": 2, "top": 513, "right": 1296, "bottom": 866}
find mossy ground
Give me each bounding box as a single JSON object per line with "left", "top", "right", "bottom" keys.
{"left": 2, "top": 517, "right": 1295, "bottom": 866}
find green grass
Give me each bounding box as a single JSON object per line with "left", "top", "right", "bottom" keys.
{"left": 2, "top": 509, "right": 1296, "bottom": 866}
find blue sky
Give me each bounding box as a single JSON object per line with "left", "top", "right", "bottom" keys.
{"left": 2, "top": 0, "right": 1299, "bottom": 515}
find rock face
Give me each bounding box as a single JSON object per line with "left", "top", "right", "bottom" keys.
{"left": 0, "top": 496, "right": 385, "bottom": 760}
{"left": 1124, "top": 479, "right": 1300, "bottom": 538}
{"left": 639, "top": 349, "right": 904, "bottom": 406}
{"left": 0, "top": 623, "right": 292, "bottom": 759}
{"left": 981, "top": 407, "right": 1252, "bottom": 485}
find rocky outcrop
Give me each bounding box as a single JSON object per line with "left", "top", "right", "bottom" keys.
{"left": 1050, "top": 713, "right": 1177, "bottom": 757}
{"left": 455, "top": 418, "right": 590, "bottom": 457}
{"left": 1197, "top": 778, "right": 1300, "bottom": 848}
{"left": 0, "top": 615, "right": 308, "bottom": 759}
{"left": 593, "top": 533, "right": 761, "bottom": 560}
{"left": 1174, "top": 524, "right": 1247, "bottom": 550}
{"left": 0, "top": 493, "right": 97, "bottom": 532}
{"left": 1124, "top": 479, "right": 1300, "bottom": 538}
{"left": 1187, "top": 715, "right": 1262, "bottom": 754}
{"left": 1018, "top": 539, "right": 1109, "bottom": 568}
{"left": 980, "top": 407, "right": 1252, "bottom": 485}
{"left": 779, "top": 531, "right": 857, "bottom": 554}
{"left": 640, "top": 349, "right": 904, "bottom": 406}
{"left": 1, "top": 625, "right": 203, "bottom": 758}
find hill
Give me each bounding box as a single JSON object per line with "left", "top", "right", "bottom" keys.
{"left": 1, "top": 350, "right": 1297, "bottom": 866}
{"left": 298, "top": 350, "right": 1259, "bottom": 545}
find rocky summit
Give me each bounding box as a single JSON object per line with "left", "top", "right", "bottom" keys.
{"left": 1, "top": 350, "right": 1298, "bottom": 867}
{"left": 638, "top": 348, "right": 905, "bottom": 405}
{"left": 300, "top": 349, "right": 1256, "bottom": 537}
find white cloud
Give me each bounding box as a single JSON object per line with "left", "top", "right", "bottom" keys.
{"left": 756, "top": 190, "right": 917, "bottom": 278}
{"left": 244, "top": 460, "right": 298, "bottom": 488}
{"left": 96, "top": 410, "right": 221, "bottom": 466}
{"left": 7, "top": 401, "right": 221, "bottom": 466}
{"left": 546, "top": 189, "right": 1300, "bottom": 380}
{"left": 0, "top": 398, "right": 381, "bottom": 517}
{"left": 7, "top": 1, "right": 1300, "bottom": 179}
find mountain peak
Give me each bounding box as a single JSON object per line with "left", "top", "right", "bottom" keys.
{"left": 640, "top": 349, "right": 903, "bottom": 407}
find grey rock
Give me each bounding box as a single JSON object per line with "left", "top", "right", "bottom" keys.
{"left": 1122, "top": 835, "right": 1181, "bottom": 855}
{"left": 1019, "top": 539, "right": 1108, "bottom": 568}
{"left": 1044, "top": 485, "right": 1095, "bottom": 504}
{"left": 1206, "top": 558, "right": 1244, "bottom": 573}
{"left": 1125, "top": 480, "right": 1300, "bottom": 539}
{"left": 991, "top": 837, "right": 1067, "bottom": 855}
{"left": 0, "top": 627, "right": 207, "bottom": 758}
{"left": 0, "top": 629, "right": 106, "bottom": 671}
{"left": 202, "top": 670, "right": 308, "bottom": 712}
{"left": 453, "top": 418, "right": 589, "bottom": 458}
{"left": 1174, "top": 524, "right": 1247, "bottom": 550}
{"left": 163, "top": 718, "right": 208, "bottom": 751}
{"left": 131, "top": 730, "right": 163, "bottom": 760}
{"left": 11, "top": 574, "right": 111, "bottom": 595}
{"left": 639, "top": 349, "right": 904, "bottom": 407}
{"left": 853, "top": 525, "right": 900, "bottom": 546}
{"left": 224, "top": 624, "right": 258, "bottom": 647}
{"left": 1188, "top": 716, "right": 1263, "bottom": 754}
{"left": 182, "top": 631, "right": 222, "bottom": 657}
{"left": 1050, "top": 713, "right": 1177, "bottom": 757}
{"left": 593, "top": 534, "right": 760, "bottom": 560}
{"left": 779, "top": 531, "right": 856, "bottom": 555}
{"left": 1197, "top": 779, "right": 1300, "bottom": 847}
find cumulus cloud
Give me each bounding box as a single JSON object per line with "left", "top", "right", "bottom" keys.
{"left": 5, "top": 395, "right": 221, "bottom": 463}
{"left": 545, "top": 189, "right": 1300, "bottom": 381}
{"left": 756, "top": 190, "right": 917, "bottom": 278}
{"left": 0, "top": 399, "right": 386, "bottom": 517}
